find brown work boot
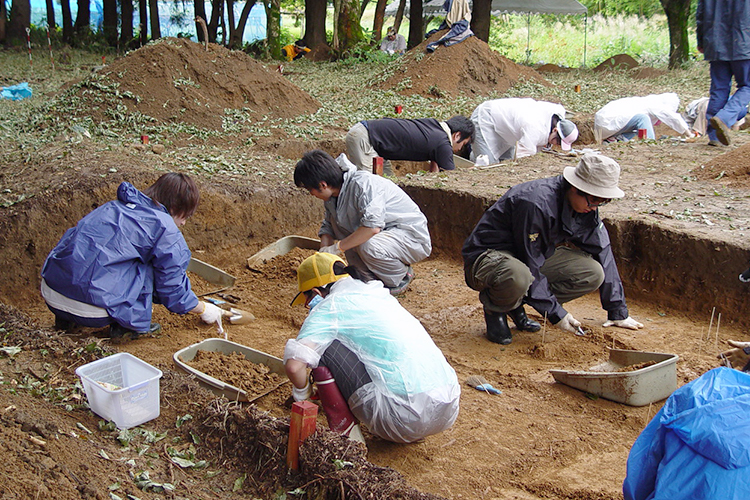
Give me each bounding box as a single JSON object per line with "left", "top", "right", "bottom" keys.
{"left": 710, "top": 116, "right": 732, "bottom": 146}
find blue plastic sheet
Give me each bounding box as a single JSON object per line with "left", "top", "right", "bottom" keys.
{"left": 1, "top": 82, "right": 32, "bottom": 101}
{"left": 623, "top": 367, "right": 750, "bottom": 500}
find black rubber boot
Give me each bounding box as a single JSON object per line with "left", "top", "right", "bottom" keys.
{"left": 109, "top": 322, "right": 161, "bottom": 339}
{"left": 484, "top": 310, "right": 512, "bottom": 345}
{"left": 509, "top": 306, "right": 541, "bottom": 332}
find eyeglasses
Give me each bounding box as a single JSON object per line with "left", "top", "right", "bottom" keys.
{"left": 577, "top": 189, "right": 611, "bottom": 208}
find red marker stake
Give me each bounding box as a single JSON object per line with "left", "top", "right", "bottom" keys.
{"left": 46, "top": 25, "right": 55, "bottom": 71}
{"left": 25, "top": 27, "right": 33, "bottom": 72}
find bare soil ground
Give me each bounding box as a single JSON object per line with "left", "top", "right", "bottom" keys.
{"left": 2, "top": 37, "right": 750, "bottom": 500}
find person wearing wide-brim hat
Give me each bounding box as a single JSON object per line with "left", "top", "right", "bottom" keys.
{"left": 462, "top": 153, "right": 643, "bottom": 346}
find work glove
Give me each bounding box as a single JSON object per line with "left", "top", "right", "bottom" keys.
{"left": 739, "top": 266, "right": 750, "bottom": 283}
{"left": 292, "top": 381, "right": 313, "bottom": 402}
{"left": 602, "top": 316, "right": 644, "bottom": 330}
{"left": 200, "top": 301, "right": 225, "bottom": 335}
{"left": 556, "top": 313, "right": 581, "bottom": 334}
{"left": 320, "top": 243, "right": 343, "bottom": 257}
{"left": 718, "top": 340, "right": 750, "bottom": 370}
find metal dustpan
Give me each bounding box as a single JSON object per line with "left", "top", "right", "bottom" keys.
{"left": 187, "top": 258, "right": 236, "bottom": 295}
{"left": 549, "top": 348, "right": 679, "bottom": 407}
{"left": 247, "top": 235, "right": 320, "bottom": 270}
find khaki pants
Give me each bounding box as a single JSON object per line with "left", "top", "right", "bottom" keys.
{"left": 345, "top": 122, "right": 393, "bottom": 175}
{"left": 465, "top": 246, "right": 605, "bottom": 314}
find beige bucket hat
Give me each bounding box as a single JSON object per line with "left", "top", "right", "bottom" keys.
{"left": 563, "top": 153, "right": 624, "bottom": 199}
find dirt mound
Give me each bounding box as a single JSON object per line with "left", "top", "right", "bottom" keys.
{"left": 72, "top": 37, "right": 320, "bottom": 130}
{"left": 594, "top": 53, "right": 639, "bottom": 72}
{"left": 379, "top": 32, "right": 550, "bottom": 97}
{"left": 536, "top": 63, "right": 574, "bottom": 73}
{"left": 692, "top": 142, "right": 750, "bottom": 187}
{"left": 630, "top": 66, "right": 668, "bottom": 79}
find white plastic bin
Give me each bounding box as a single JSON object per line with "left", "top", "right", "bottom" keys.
{"left": 76, "top": 352, "right": 163, "bottom": 428}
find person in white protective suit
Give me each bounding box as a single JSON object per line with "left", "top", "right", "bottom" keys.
{"left": 293, "top": 149, "right": 431, "bottom": 295}
{"left": 284, "top": 252, "right": 461, "bottom": 444}
{"left": 470, "top": 98, "right": 579, "bottom": 164}
{"left": 594, "top": 93, "right": 697, "bottom": 143}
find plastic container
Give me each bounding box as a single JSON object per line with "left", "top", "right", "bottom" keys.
{"left": 549, "top": 348, "right": 679, "bottom": 406}
{"left": 246, "top": 235, "right": 320, "bottom": 270}
{"left": 76, "top": 352, "right": 163, "bottom": 428}
{"left": 173, "top": 338, "right": 287, "bottom": 402}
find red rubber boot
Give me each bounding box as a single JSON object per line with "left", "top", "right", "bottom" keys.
{"left": 311, "top": 366, "right": 363, "bottom": 442}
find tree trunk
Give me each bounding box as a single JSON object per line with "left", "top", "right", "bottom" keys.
{"left": 471, "top": 0, "right": 491, "bottom": 42}
{"left": 393, "top": 0, "right": 406, "bottom": 32}
{"left": 194, "top": 0, "right": 208, "bottom": 42}
{"left": 304, "top": 0, "right": 328, "bottom": 49}
{"left": 45, "top": 0, "right": 55, "bottom": 30}
{"left": 371, "top": 0, "right": 387, "bottom": 43}
{"left": 207, "top": 0, "right": 221, "bottom": 42}
{"left": 8, "top": 0, "right": 31, "bottom": 45}
{"left": 148, "top": 0, "right": 161, "bottom": 39}
{"left": 103, "top": 0, "right": 118, "bottom": 46}
{"left": 406, "top": 0, "right": 422, "bottom": 49}
{"left": 264, "top": 0, "right": 281, "bottom": 59}
{"left": 226, "top": 0, "right": 236, "bottom": 43}
{"left": 228, "top": 0, "right": 256, "bottom": 48}
{"left": 73, "top": 0, "right": 90, "bottom": 36}
{"left": 138, "top": 0, "right": 147, "bottom": 45}
{"left": 60, "top": 0, "right": 73, "bottom": 43}
{"left": 121, "top": 0, "right": 134, "bottom": 48}
{"left": 332, "top": 0, "right": 340, "bottom": 49}
{"left": 660, "top": 0, "right": 691, "bottom": 69}
{"left": 0, "top": 0, "right": 6, "bottom": 44}
{"left": 337, "top": 0, "right": 364, "bottom": 53}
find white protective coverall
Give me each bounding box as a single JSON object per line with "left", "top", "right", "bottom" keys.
{"left": 594, "top": 93, "right": 691, "bottom": 143}
{"left": 320, "top": 154, "right": 432, "bottom": 287}
{"left": 470, "top": 98, "right": 566, "bottom": 163}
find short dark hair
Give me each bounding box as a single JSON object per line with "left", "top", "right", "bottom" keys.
{"left": 446, "top": 115, "right": 475, "bottom": 143}
{"left": 550, "top": 113, "right": 561, "bottom": 132}
{"left": 143, "top": 173, "right": 200, "bottom": 219}
{"left": 294, "top": 150, "right": 346, "bottom": 190}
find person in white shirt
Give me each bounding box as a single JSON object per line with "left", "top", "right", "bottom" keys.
{"left": 380, "top": 27, "right": 406, "bottom": 56}
{"left": 594, "top": 93, "right": 694, "bottom": 143}
{"left": 470, "top": 98, "right": 578, "bottom": 164}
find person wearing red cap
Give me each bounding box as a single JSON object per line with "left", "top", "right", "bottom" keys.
{"left": 470, "top": 98, "right": 578, "bottom": 164}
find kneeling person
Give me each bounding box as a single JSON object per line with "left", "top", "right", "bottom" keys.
{"left": 285, "top": 253, "right": 460, "bottom": 443}
{"left": 294, "top": 149, "right": 431, "bottom": 295}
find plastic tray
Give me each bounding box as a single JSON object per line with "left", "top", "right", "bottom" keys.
{"left": 549, "top": 348, "right": 679, "bottom": 406}
{"left": 76, "top": 352, "right": 163, "bottom": 429}
{"left": 246, "top": 235, "right": 320, "bottom": 270}
{"left": 187, "top": 258, "right": 236, "bottom": 295}
{"left": 173, "top": 338, "right": 287, "bottom": 402}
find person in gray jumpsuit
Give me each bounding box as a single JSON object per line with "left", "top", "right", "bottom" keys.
{"left": 462, "top": 153, "right": 643, "bottom": 345}
{"left": 294, "top": 149, "right": 431, "bottom": 295}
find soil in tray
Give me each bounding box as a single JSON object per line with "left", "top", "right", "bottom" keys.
{"left": 182, "top": 350, "right": 285, "bottom": 397}
{"left": 615, "top": 360, "right": 657, "bottom": 372}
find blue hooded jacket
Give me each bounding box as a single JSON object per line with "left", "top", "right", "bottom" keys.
{"left": 623, "top": 367, "right": 750, "bottom": 500}
{"left": 696, "top": 0, "right": 750, "bottom": 62}
{"left": 42, "top": 182, "right": 199, "bottom": 331}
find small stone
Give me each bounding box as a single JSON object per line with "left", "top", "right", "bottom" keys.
{"left": 151, "top": 144, "right": 166, "bottom": 155}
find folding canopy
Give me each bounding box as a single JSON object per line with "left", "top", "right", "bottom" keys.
{"left": 385, "top": 0, "right": 589, "bottom": 66}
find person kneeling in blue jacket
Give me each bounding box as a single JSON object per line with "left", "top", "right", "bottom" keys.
{"left": 41, "top": 173, "right": 224, "bottom": 339}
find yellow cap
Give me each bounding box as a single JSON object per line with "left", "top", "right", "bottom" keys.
{"left": 290, "top": 252, "right": 349, "bottom": 306}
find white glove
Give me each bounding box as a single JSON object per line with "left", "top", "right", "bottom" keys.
{"left": 200, "top": 302, "right": 225, "bottom": 335}
{"left": 556, "top": 313, "right": 581, "bottom": 333}
{"left": 320, "top": 243, "right": 343, "bottom": 257}
{"left": 292, "top": 382, "right": 312, "bottom": 402}
{"left": 602, "top": 316, "right": 644, "bottom": 330}
{"left": 718, "top": 340, "right": 750, "bottom": 369}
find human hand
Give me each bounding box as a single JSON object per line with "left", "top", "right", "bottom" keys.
{"left": 320, "top": 243, "right": 343, "bottom": 257}
{"left": 200, "top": 302, "right": 225, "bottom": 334}
{"left": 602, "top": 316, "right": 644, "bottom": 330}
{"left": 556, "top": 313, "right": 581, "bottom": 333}
{"left": 292, "top": 382, "right": 312, "bottom": 402}
{"left": 718, "top": 340, "right": 750, "bottom": 369}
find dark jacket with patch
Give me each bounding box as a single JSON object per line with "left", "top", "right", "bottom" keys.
{"left": 696, "top": 0, "right": 750, "bottom": 61}
{"left": 462, "top": 175, "right": 628, "bottom": 324}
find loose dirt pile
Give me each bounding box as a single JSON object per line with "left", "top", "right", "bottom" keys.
{"left": 67, "top": 37, "right": 320, "bottom": 130}
{"left": 379, "top": 32, "right": 549, "bottom": 97}
{"left": 691, "top": 142, "right": 750, "bottom": 187}
{"left": 184, "top": 350, "right": 285, "bottom": 398}
{"left": 594, "top": 53, "right": 640, "bottom": 72}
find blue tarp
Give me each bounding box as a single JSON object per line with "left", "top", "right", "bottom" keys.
{"left": 623, "top": 367, "right": 750, "bottom": 500}
{"left": 1, "top": 82, "right": 33, "bottom": 101}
